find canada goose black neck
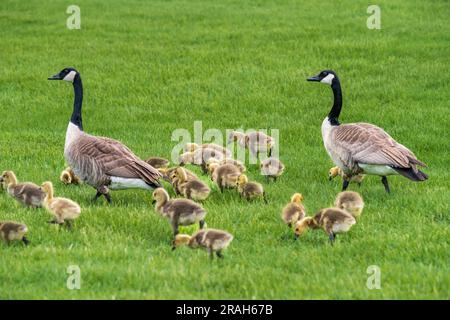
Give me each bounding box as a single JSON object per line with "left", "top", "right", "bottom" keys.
{"left": 71, "top": 74, "right": 83, "bottom": 131}
{"left": 328, "top": 77, "right": 342, "bottom": 126}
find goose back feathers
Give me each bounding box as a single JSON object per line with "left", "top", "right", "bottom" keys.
{"left": 65, "top": 123, "right": 162, "bottom": 189}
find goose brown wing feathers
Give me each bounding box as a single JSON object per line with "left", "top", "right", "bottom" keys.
{"left": 73, "top": 134, "right": 162, "bottom": 187}
{"left": 333, "top": 123, "right": 426, "bottom": 169}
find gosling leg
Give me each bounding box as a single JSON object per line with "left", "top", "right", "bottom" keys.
{"left": 22, "top": 236, "right": 30, "bottom": 246}
{"left": 199, "top": 220, "right": 205, "bottom": 229}
{"left": 329, "top": 232, "right": 335, "bottom": 245}
{"left": 381, "top": 176, "right": 391, "bottom": 194}
{"left": 172, "top": 222, "right": 179, "bottom": 239}
{"left": 208, "top": 248, "right": 214, "bottom": 260}
{"left": 263, "top": 192, "right": 268, "bottom": 204}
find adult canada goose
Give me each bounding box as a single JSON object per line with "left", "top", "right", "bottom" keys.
{"left": 48, "top": 68, "right": 162, "bottom": 203}
{"left": 307, "top": 70, "right": 428, "bottom": 193}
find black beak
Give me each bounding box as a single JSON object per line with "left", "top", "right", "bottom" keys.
{"left": 48, "top": 73, "right": 62, "bottom": 80}
{"left": 328, "top": 176, "right": 332, "bottom": 181}
{"left": 151, "top": 200, "right": 156, "bottom": 205}
{"left": 294, "top": 234, "right": 299, "bottom": 240}
{"left": 307, "top": 75, "right": 321, "bottom": 82}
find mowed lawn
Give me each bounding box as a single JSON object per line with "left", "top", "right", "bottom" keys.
{"left": 0, "top": 0, "right": 449, "bottom": 299}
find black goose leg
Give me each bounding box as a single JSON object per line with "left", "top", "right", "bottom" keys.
{"left": 381, "top": 176, "right": 390, "bottom": 194}
{"left": 92, "top": 191, "right": 102, "bottom": 202}
{"left": 342, "top": 180, "right": 349, "bottom": 191}
{"left": 103, "top": 193, "right": 112, "bottom": 204}
{"left": 94, "top": 186, "right": 112, "bottom": 204}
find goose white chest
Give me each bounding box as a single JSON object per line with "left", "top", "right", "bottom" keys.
{"left": 65, "top": 122, "right": 82, "bottom": 153}
{"left": 321, "top": 117, "right": 346, "bottom": 169}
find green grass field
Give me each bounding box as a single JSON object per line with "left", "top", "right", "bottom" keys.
{"left": 0, "top": 0, "right": 449, "bottom": 299}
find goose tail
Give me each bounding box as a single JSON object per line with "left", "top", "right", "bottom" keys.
{"left": 133, "top": 161, "right": 163, "bottom": 188}
{"left": 393, "top": 167, "right": 428, "bottom": 181}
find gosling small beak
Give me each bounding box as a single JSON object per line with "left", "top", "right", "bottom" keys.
{"left": 328, "top": 176, "right": 332, "bottom": 181}
{"left": 48, "top": 73, "right": 62, "bottom": 80}
{"left": 307, "top": 75, "right": 321, "bottom": 82}
{"left": 171, "top": 246, "right": 177, "bottom": 251}
{"left": 294, "top": 234, "right": 299, "bottom": 240}
{"left": 151, "top": 200, "right": 156, "bottom": 205}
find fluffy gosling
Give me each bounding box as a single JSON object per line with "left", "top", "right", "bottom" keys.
{"left": 245, "top": 131, "right": 275, "bottom": 157}
{"left": 260, "top": 157, "right": 285, "bottom": 181}
{"left": 236, "top": 174, "right": 267, "bottom": 203}
{"left": 173, "top": 229, "right": 233, "bottom": 259}
{"left": 152, "top": 188, "right": 207, "bottom": 240}
{"left": 184, "top": 143, "right": 231, "bottom": 157}
{"left": 0, "top": 171, "right": 45, "bottom": 208}
{"left": 60, "top": 167, "right": 81, "bottom": 185}
{"left": 41, "top": 181, "right": 81, "bottom": 228}
{"left": 228, "top": 131, "right": 275, "bottom": 157}
{"left": 179, "top": 147, "right": 226, "bottom": 173}
{"left": 294, "top": 207, "right": 356, "bottom": 245}
{"left": 160, "top": 166, "right": 198, "bottom": 184}
{"left": 281, "top": 193, "right": 306, "bottom": 227}
{"left": 334, "top": 191, "right": 364, "bottom": 218}
{"left": 145, "top": 157, "right": 170, "bottom": 169}
{"left": 329, "top": 166, "right": 365, "bottom": 186}
{"left": 208, "top": 163, "right": 241, "bottom": 192}
{"left": 220, "top": 158, "right": 246, "bottom": 173}
{"left": 172, "top": 167, "right": 211, "bottom": 201}
{"left": 0, "top": 221, "right": 30, "bottom": 245}
{"left": 227, "top": 131, "right": 247, "bottom": 149}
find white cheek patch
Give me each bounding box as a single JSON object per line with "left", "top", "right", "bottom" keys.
{"left": 63, "top": 70, "right": 77, "bottom": 82}
{"left": 320, "top": 73, "right": 335, "bottom": 85}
